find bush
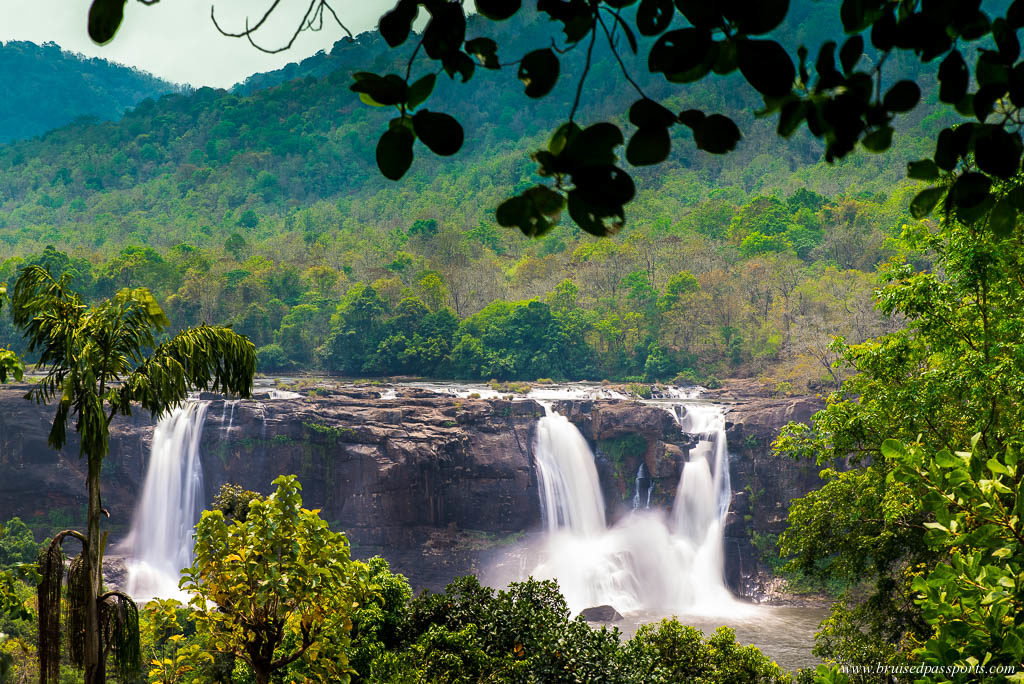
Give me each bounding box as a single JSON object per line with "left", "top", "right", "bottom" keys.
{"left": 621, "top": 620, "right": 789, "bottom": 683}
{"left": 626, "top": 382, "right": 652, "bottom": 399}
{"left": 256, "top": 343, "right": 291, "bottom": 372}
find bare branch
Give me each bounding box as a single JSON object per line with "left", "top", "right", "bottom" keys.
{"left": 211, "top": 0, "right": 348, "bottom": 55}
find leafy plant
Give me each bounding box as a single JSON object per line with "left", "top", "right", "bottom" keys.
{"left": 182, "top": 475, "right": 370, "bottom": 684}
{"left": 9, "top": 265, "right": 255, "bottom": 683}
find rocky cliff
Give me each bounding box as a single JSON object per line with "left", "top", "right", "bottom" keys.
{"left": 0, "top": 381, "right": 823, "bottom": 597}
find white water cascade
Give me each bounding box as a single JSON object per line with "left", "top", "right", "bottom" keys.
{"left": 527, "top": 403, "right": 745, "bottom": 617}
{"left": 122, "top": 401, "right": 209, "bottom": 603}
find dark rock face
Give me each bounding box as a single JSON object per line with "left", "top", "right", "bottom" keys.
{"left": 0, "top": 385, "right": 542, "bottom": 590}
{"left": 0, "top": 382, "right": 824, "bottom": 599}
{"left": 580, "top": 605, "right": 623, "bottom": 622}
{"left": 719, "top": 395, "right": 826, "bottom": 599}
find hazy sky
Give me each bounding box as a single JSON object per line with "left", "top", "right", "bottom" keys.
{"left": 0, "top": 1, "right": 395, "bottom": 88}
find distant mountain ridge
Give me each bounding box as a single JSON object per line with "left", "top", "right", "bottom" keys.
{"left": 0, "top": 4, "right": 943, "bottom": 259}
{"left": 0, "top": 40, "right": 181, "bottom": 143}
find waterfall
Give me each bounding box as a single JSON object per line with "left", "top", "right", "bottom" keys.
{"left": 534, "top": 414, "right": 606, "bottom": 536}
{"left": 122, "top": 401, "right": 209, "bottom": 603}
{"left": 633, "top": 463, "right": 653, "bottom": 510}
{"left": 526, "top": 403, "right": 744, "bottom": 617}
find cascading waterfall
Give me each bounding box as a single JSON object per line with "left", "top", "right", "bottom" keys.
{"left": 527, "top": 402, "right": 744, "bottom": 617}
{"left": 122, "top": 401, "right": 209, "bottom": 603}
{"left": 534, "top": 414, "right": 606, "bottom": 536}
{"left": 633, "top": 463, "right": 653, "bottom": 510}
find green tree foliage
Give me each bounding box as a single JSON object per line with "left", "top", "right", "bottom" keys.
{"left": 0, "top": 41, "right": 177, "bottom": 143}
{"left": 90, "top": 0, "right": 1019, "bottom": 242}
{"left": 183, "top": 475, "right": 369, "bottom": 684}
{"left": 0, "top": 284, "right": 24, "bottom": 383}
{"left": 349, "top": 572, "right": 786, "bottom": 683}
{"left": 9, "top": 265, "right": 256, "bottom": 684}
{"left": 621, "top": 619, "right": 787, "bottom": 683}
{"left": 774, "top": 205, "right": 1024, "bottom": 671}
{"left": 885, "top": 438, "right": 1024, "bottom": 675}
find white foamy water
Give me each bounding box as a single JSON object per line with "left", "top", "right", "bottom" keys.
{"left": 122, "top": 402, "right": 209, "bottom": 603}
{"left": 534, "top": 414, "right": 606, "bottom": 536}
{"left": 525, "top": 403, "right": 746, "bottom": 617}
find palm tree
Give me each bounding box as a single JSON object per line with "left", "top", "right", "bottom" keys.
{"left": 10, "top": 265, "right": 257, "bottom": 684}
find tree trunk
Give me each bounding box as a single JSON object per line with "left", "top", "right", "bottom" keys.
{"left": 83, "top": 455, "right": 104, "bottom": 684}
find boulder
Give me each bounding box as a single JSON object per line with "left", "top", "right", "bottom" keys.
{"left": 580, "top": 605, "right": 623, "bottom": 622}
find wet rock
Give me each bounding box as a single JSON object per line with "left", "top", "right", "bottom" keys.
{"left": 580, "top": 605, "right": 623, "bottom": 622}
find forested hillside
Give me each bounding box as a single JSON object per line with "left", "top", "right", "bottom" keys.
{"left": 0, "top": 8, "right": 950, "bottom": 388}
{"left": 0, "top": 41, "right": 179, "bottom": 143}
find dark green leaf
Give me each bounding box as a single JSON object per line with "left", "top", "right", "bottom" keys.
{"left": 777, "top": 100, "right": 806, "bottom": 137}
{"left": 950, "top": 172, "right": 992, "bottom": 209}
{"left": 376, "top": 127, "right": 415, "bottom": 180}
{"left": 973, "top": 84, "right": 1005, "bottom": 123}
{"left": 519, "top": 49, "right": 560, "bottom": 98}
{"left": 910, "top": 187, "right": 945, "bottom": 218}
{"left": 407, "top": 74, "right": 436, "bottom": 109}
{"left": 496, "top": 185, "right": 565, "bottom": 237}
{"left": 814, "top": 41, "right": 842, "bottom": 90}
{"left": 938, "top": 50, "right": 968, "bottom": 104}
{"left": 564, "top": 123, "right": 624, "bottom": 168}
{"left": 412, "top": 110, "right": 464, "bottom": 156}
{"left": 724, "top": 0, "right": 789, "bottom": 35}
{"left": 1009, "top": 63, "right": 1024, "bottom": 108}
{"left": 992, "top": 18, "right": 1020, "bottom": 62}
{"left": 379, "top": 0, "right": 418, "bottom": 47}
{"left": 626, "top": 127, "right": 671, "bottom": 165}
{"left": 629, "top": 99, "right": 676, "bottom": 128}
{"left": 861, "top": 126, "right": 893, "bottom": 153}
{"left": 693, "top": 114, "right": 741, "bottom": 154}
{"left": 893, "top": 13, "right": 951, "bottom": 61}
{"left": 1009, "top": 0, "right": 1024, "bottom": 28}
{"left": 974, "top": 126, "right": 1023, "bottom": 179}
{"left": 737, "top": 39, "right": 795, "bottom": 97}
{"left": 871, "top": 9, "right": 897, "bottom": 50}
{"left": 568, "top": 188, "right": 627, "bottom": 236}
{"left": 673, "top": 0, "right": 721, "bottom": 29}
{"left": 423, "top": 2, "right": 467, "bottom": 59}
{"left": 465, "top": 38, "right": 500, "bottom": 69}
{"left": 350, "top": 73, "right": 408, "bottom": 106}
{"left": 442, "top": 52, "right": 476, "bottom": 82}
{"left": 637, "top": 0, "right": 674, "bottom": 36}
{"left": 840, "top": 0, "right": 875, "bottom": 32}
{"left": 839, "top": 35, "right": 863, "bottom": 75}
{"left": 990, "top": 198, "right": 1017, "bottom": 238}
{"left": 475, "top": 0, "right": 521, "bottom": 21}
{"left": 548, "top": 122, "right": 582, "bottom": 156}
{"left": 907, "top": 159, "right": 940, "bottom": 181}
{"left": 677, "top": 109, "right": 705, "bottom": 129}
{"left": 537, "top": 0, "right": 593, "bottom": 42}
{"left": 648, "top": 29, "right": 714, "bottom": 82}
{"left": 88, "top": 0, "right": 127, "bottom": 45}
{"left": 883, "top": 80, "right": 920, "bottom": 112}
{"left": 934, "top": 125, "right": 972, "bottom": 171}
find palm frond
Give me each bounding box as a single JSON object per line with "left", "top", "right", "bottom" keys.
{"left": 100, "top": 591, "right": 141, "bottom": 681}
{"left": 118, "top": 325, "right": 256, "bottom": 417}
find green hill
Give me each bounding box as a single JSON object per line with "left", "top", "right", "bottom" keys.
{"left": 0, "top": 40, "right": 180, "bottom": 143}
{"left": 0, "top": 8, "right": 950, "bottom": 387}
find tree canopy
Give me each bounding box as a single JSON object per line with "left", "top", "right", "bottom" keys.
{"left": 91, "top": 0, "right": 1024, "bottom": 240}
